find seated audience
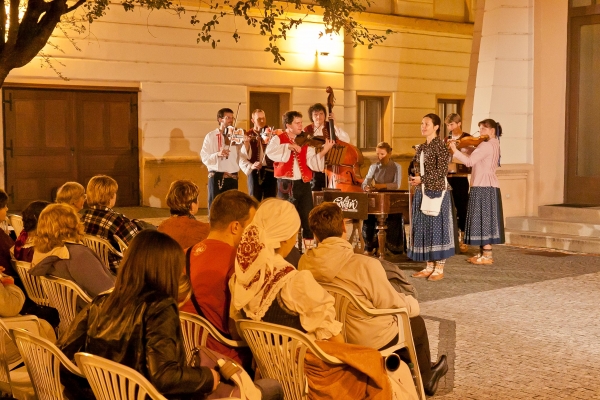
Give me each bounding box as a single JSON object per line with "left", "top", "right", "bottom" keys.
{"left": 12, "top": 200, "right": 51, "bottom": 262}
{"left": 231, "top": 198, "right": 343, "bottom": 341}
{"left": 180, "top": 190, "right": 258, "bottom": 371}
{"left": 30, "top": 204, "right": 115, "bottom": 298}
{"left": 59, "top": 230, "right": 282, "bottom": 400}
{"left": 158, "top": 180, "right": 210, "bottom": 249}
{"left": 299, "top": 202, "right": 448, "bottom": 396}
{"left": 56, "top": 182, "right": 86, "bottom": 212}
{"left": 1, "top": 266, "right": 56, "bottom": 366}
{"left": 0, "top": 189, "right": 15, "bottom": 277}
{"left": 80, "top": 175, "right": 139, "bottom": 269}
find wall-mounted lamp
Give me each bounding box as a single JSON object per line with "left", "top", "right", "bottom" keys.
{"left": 317, "top": 33, "right": 334, "bottom": 57}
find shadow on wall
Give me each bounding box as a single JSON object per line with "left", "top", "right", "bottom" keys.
{"left": 143, "top": 128, "right": 205, "bottom": 208}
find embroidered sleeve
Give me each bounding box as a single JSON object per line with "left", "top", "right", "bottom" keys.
{"left": 265, "top": 135, "right": 291, "bottom": 163}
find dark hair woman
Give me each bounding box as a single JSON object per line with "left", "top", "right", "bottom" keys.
{"left": 408, "top": 114, "right": 456, "bottom": 281}
{"left": 13, "top": 200, "right": 51, "bottom": 262}
{"left": 449, "top": 118, "right": 505, "bottom": 264}
{"left": 58, "top": 230, "right": 220, "bottom": 399}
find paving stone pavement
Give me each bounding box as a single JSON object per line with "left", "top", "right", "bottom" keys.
{"left": 396, "top": 246, "right": 600, "bottom": 399}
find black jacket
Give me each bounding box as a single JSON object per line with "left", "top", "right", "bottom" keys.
{"left": 58, "top": 290, "right": 214, "bottom": 399}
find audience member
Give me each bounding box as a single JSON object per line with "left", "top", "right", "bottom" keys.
{"left": 30, "top": 204, "right": 115, "bottom": 298}
{"left": 1, "top": 266, "right": 57, "bottom": 367}
{"left": 158, "top": 180, "right": 210, "bottom": 250}
{"left": 56, "top": 182, "right": 86, "bottom": 212}
{"left": 300, "top": 202, "right": 448, "bottom": 396}
{"left": 231, "top": 198, "right": 343, "bottom": 341}
{"left": 80, "top": 175, "right": 139, "bottom": 269}
{"left": 59, "top": 230, "right": 282, "bottom": 400}
{"left": 0, "top": 189, "right": 15, "bottom": 277}
{"left": 12, "top": 200, "right": 51, "bottom": 262}
{"left": 180, "top": 190, "right": 258, "bottom": 371}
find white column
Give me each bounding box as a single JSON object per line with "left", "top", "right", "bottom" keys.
{"left": 470, "top": 0, "right": 534, "bottom": 164}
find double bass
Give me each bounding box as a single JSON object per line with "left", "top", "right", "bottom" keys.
{"left": 321, "top": 87, "right": 365, "bottom": 192}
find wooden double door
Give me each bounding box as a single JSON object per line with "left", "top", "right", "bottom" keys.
{"left": 2, "top": 87, "right": 140, "bottom": 211}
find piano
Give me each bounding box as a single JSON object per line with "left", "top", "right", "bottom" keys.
{"left": 313, "top": 190, "right": 410, "bottom": 260}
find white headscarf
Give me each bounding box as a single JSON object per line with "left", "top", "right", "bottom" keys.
{"left": 233, "top": 198, "right": 300, "bottom": 320}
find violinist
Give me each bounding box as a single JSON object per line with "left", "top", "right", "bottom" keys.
{"left": 444, "top": 113, "right": 471, "bottom": 252}
{"left": 240, "top": 109, "right": 277, "bottom": 201}
{"left": 266, "top": 111, "right": 334, "bottom": 250}
{"left": 200, "top": 108, "right": 242, "bottom": 211}
{"left": 448, "top": 119, "right": 505, "bottom": 265}
{"left": 304, "top": 103, "right": 350, "bottom": 191}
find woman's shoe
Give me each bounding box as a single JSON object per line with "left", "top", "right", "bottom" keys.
{"left": 471, "top": 255, "right": 493, "bottom": 265}
{"left": 412, "top": 267, "right": 434, "bottom": 278}
{"left": 459, "top": 243, "right": 468, "bottom": 253}
{"left": 467, "top": 254, "right": 482, "bottom": 263}
{"left": 428, "top": 269, "right": 444, "bottom": 281}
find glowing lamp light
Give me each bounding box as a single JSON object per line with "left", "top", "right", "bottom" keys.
{"left": 317, "top": 32, "right": 335, "bottom": 56}
{"left": 4, "top": 1, "right": 26, "bottom": 40}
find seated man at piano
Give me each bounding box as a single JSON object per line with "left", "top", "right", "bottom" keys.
{"left": 361, "top": 142, "right": 404, "bottom": 255}
{"left": 299, "top": 202, "right": 448, "bottom": 397}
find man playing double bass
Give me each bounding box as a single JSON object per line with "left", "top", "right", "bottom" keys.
{"left": 240, "top": 109, "right": 277, "bottom": 201}
{"left": 304, "top": 103, "right": 351, "bottom": 191}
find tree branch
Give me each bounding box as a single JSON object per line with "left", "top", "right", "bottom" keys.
{"left": 66, "top": 0, "right": 87, "bottom": 13}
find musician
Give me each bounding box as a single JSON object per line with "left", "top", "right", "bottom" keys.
{"left": 408, "top": 114, "right": 456, "bottom": 281}
{"left": 448, "top": 119, "right": 505, "bottom": 265}
{"left": 444, "top": 113, "right": 471, "bottom": 253}
{"left": 240, "top": 109, "right": 277, "bottom": 201}
{"left": 304, "top": 103, "right": 350, "bottom": 191}
{"left": 266, "top": 111, "right": 334, "bottom": 250}
{"left": 200, "top": 108, "right": 242, "bottom": 211}
{"left": 361, "top": 142, "right": 404, "bottom": 255}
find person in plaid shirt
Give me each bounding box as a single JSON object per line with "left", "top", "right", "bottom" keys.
{"left": 80, "top": 175, "right": 139, "bottom": 270}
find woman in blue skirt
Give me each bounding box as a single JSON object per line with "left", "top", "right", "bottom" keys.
{"left": 449, "top": 119, "right": 505, "bottom": 264}
{"left": 409, "top": 114, "right": 456, "bottom": 281}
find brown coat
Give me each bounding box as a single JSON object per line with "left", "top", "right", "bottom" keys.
{"left": 157, "top": 216, "right": 210, "bottom": 250}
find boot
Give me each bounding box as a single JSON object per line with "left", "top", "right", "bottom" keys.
{"left": 458, "top": 231, "right": 468, "bottom": 253}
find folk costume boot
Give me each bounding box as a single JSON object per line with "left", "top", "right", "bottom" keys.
{"left": 467, "top": 246, "right": 484, "bottom": 263}
{"left": 472, "top": 248, "right": 493, "bottom": 265}
{"left": 412, "top": 261, "right": 434, "bottom": 278}
{"left": 428, "top": 260, "right": 444, "bottom": 281}
{"left": 458, "top": 231, "right": 468, "bottom": 253}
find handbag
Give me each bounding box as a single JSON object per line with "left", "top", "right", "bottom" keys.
{"left": 419, "top": 151, "right": 447, "bottom": 217}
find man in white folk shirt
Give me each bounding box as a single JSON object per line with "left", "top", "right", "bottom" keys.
{"left": 240, "top": 109, "right": 277, "bottom": 201}
{"left": 303, "top": 103, "right": 351, "bottom": 191}
{"left": 266, "top": 110, "right": 334, "bottom": 250}
{"left": 201, "top": 107, "right": 243, "bottom": 211}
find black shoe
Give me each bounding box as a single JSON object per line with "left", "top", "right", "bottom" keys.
{"left": 424, "top": 355, "right": 448, "bottom": 396}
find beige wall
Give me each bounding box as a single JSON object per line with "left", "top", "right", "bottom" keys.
{"left": 1, "top": 4, "right": 474, "bottom": 207}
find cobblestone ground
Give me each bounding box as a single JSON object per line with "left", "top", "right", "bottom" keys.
{"left": 398, "top": 246, "right": 600, "bottom": 399}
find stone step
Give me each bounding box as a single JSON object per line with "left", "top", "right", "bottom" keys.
{"left": 538, "top": 205, "right": 600, "bottom": 224}
{"left": 505, "top": 230, "right": 600, "bottom": 254}
{"left": 505, "top": 216, "right": 600, "bottom": 238}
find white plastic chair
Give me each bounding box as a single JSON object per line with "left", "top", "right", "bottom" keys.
{"left": 179, "top": 311, "right": 247, "bottom": 366}
{"left": 81, "top": 234, "right": 123, "bottom": 269}
{"left": 237, "top": 320, "right": 344, "bottom": 400}
{"left": 75, "top": 352, "right": 168, "bottom": 400}
{"left": 8, "top": 215, "right": 24, "bottom": 236}
{"left": 0, "top": 317, "right": 40, "bottom": 400}
{"left": 319, "top": 282, "right": 426, "bottom": 400}
{"left": 39, "top": 276, "right": 92, "bottom": 336}
{"left": 12, "top": 260, "right": 50, "bottom": 307}
{"left": 11, "top": 328, "right": 82, "bottom": 400}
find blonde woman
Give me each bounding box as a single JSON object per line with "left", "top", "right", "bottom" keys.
{"left": 30, "top": 203, "right": 115, "bottom": 298}
{"left": 157, "top": 180, "right": 209, "bottom": 249}
{"left": 80, "top": 175, "right": 139, "bottom": 269}
{"left": 56, "top": 182, "right": 86, "bottom": 212}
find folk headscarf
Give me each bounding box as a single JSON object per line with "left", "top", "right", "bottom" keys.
{"left": 233, "top": 198, "right": 301, "bottom": 320}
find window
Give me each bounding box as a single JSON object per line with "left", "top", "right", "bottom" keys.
{"left": 357, "top": 96, "right": 383, "bottom": 149}
{"left": 438, "top": 99, "right": 464, "bottom": 137}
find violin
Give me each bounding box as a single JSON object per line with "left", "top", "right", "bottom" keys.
{"left": 294, "top": 131, "right": 326, "bottom": 149}
{"left": 449, "top": 134, "right": 490, "bottom": 149}
{"left": 259, "top": 126, "right": 275, "bottom": 145}
{"left": 222, "top": 102, "right": 246, "bottom": 146}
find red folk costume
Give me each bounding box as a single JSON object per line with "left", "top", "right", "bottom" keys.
{"left": 273, "top": 134, "right": 313, "bottom": 183}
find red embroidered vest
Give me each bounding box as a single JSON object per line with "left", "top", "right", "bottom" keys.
{"left": 274, "top": 134, "right": 313, "bottom": 183}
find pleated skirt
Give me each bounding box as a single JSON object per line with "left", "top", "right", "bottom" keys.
{"left": 407, "top": 187, "right": 456, "bottom": 262}
{"left": 464, "top": 186, "right": 505, "bottom": 246}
